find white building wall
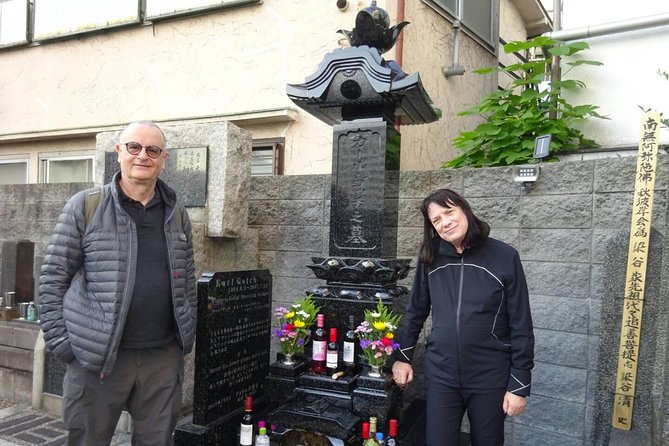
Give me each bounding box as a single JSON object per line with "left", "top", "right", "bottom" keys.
{"left": 560, "top": 0, "right": 669, "bottom": 149}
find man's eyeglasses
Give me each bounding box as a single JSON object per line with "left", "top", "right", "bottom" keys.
{"left": 124, "top": 142, "right": 164, "bottom": 159}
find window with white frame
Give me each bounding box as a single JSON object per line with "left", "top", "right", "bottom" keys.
{"left": 40, "top": 156, "right": 94, "bottom": 183}
{"left": 0, "top": 0, "right": 29, "bottom": 47}
{"left": 145, "top": 0, "right": 260, "bottom": 21}
{"left": 251, "top": 141, "right": 283, "bottom": 176}
{"left": 0, "top": 159, "right": 28, "bottom": 184}
{"left": 431, "top": 0, "right": 496, "bottom": 48}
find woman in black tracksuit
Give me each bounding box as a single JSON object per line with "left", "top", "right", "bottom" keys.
{"left": 392, "top": 189, "right": 534, "bottom": 445}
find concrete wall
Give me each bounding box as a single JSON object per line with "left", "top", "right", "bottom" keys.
{"left": 249, "top": 156, "right": 669, "bottom": 445}
{"left": 1, "top": 155, "right": 668, "bottom": 444}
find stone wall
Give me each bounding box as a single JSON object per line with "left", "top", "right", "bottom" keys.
{"left": 0, "top": 155, "right": 668, "bottom": 444}
{"left": 249, "top": 156, "right": 669, "bottom": 446}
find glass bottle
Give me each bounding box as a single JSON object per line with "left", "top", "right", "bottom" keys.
{"left": 361, "top": 421, "right": 370, "bottom": 442}
{"left": 363, "top": 417, "right": 380, "bottom": 446}
{"left": 311, "top": 314, "right": 326, "bottom": 374}
{"left": 387, "top": 418, "right": 398, "bottom": 446}
{"left": 343, "top": 315, "right": 357, "bottom": 373}
{"left": 376, "top": 432, "right": 385, "bottom": 446}
{"left": 239, "top": 395, "right": 254, "bottom": 446}
{"left": 326, "top": 327, "right": 339, "bottom": 374}
{"left": 255, "top": 426, "right": 270, "bottom": 446}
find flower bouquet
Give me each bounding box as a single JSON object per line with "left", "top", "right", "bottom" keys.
{"left": 355, "top": 300, "right": 402, "bottom": 377}
{"left": 272, "top": 295, "right": 320, "bottom": 365}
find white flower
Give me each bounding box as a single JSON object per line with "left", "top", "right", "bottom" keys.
{"left": 297, "top": 310, "right": 309, "bottom": 318}
{"left": 386, "top": 323, "right": 395, "bottom": 330}
{"left": 292, "top": 303, "right": 302, "bottom": 308}
{"left": 370, "top": 312, "right": 381, "bottom": 318}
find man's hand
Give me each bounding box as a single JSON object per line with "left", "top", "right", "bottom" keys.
{"left": 391, "top": 361, "right": 414, "bottom": 390}
{"left": 503, "top": 392, "right": 527, "bottom": 416}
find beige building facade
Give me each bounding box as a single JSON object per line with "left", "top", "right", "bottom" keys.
{"left": 0, "top": 0, "right": 549, "bottom": 182}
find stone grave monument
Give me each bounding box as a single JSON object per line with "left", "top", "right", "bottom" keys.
{"left": 264, "top": 2, "right": 439, "bottom": 444}
{"left": 174, "top": 270, "right": 272, "bottom": 446}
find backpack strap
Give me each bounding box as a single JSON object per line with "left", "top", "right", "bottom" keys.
{"left": 84, "top": 186, "right": 105, "bottom": 228}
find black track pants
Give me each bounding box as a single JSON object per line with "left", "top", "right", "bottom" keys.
{"left": 426, "top": 385, "right": 507, "bottom": 446}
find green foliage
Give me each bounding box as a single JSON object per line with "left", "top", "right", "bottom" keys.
{"left": 443, "top": 36, "right": 607, "bottom": 169}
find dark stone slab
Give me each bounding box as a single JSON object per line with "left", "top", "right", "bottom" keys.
{"left": 269, "top": 355, "right": 310, "bottom": 378}
{"left": 15, "top": 240, "right": 34, "bottom": 303}
{"left": 298, "top": 371, "right": 358, "bottom": 394}
{"left": 330, "top": 119, "right": 398, "bottom": 258}
{"left": 592, "top": 228, "right": 666, "bottom": 445}
{"left": 1, "top": 241, "right": 17, "bottom": 295}
{"left": 43, "top": 350, "right": 66, "bottom": 396}
{"left": 191, "top": 270, "right": 272, "bottom": 426}
{"left": 352, "top": 371, "right": 401, "bottom": 429}
{"left": 104, "top": 147, "right": 208, "bottom": 207}
{"left": 267, "top": 394, "right": 361, "bottom": 441}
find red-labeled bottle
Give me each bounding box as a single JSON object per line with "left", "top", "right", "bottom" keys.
{"left": 326, "top": 327, "right": 339, "bottom": 374}
{"left": 311, "top": 314, "right": 326, "bottom": 374}
{"left": 239, "top": 395, "right": 254, "bottom": 446}
{"left": 387, "top": 418, "right": 398, "bottom": 446}
{"left": 361, "top": 421, "right": 370, "bottom": 440}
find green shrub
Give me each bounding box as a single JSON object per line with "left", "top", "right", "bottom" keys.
{"left": 443, "top": 36, "right": 607, "bottom": 168}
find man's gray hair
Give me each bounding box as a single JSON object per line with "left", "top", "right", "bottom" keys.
{"left": 121, "top": 120, "right": 167, "bottom": 146}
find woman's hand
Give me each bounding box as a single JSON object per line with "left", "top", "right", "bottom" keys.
{"left": 503, "top": 392, "right": 527, "bottom": 416}
{"left": 391, "top": 361, "right": 414, "bottom": 390}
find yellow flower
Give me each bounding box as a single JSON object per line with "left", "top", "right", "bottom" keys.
{"left": 385, "top": 332, "right": 394, "bottom": 339}
{"left": 294, "top": 320, "right": 305, "bottom": 328}
{"left": 373, "top": 321, "right": 386, "bottom": 330}
{"left": 285, "top": 311, "right": 295, "bottom": 319}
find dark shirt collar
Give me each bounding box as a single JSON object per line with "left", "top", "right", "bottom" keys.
{"left": 115, "top": 178, "right": 162, "bottom": 207}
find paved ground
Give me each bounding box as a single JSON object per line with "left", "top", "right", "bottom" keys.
{"left": 0, "top": 399, "right": 131, "bottom": 446}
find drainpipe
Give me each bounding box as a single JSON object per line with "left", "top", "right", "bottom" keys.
{"left": 394, "top": 0, "right": 406, "bottom": 134}
{"left": 442, "top": 20, "right": 465, "bottom": 77}
{"left": 547, "top": 12, "right": 669, "bottom": 41}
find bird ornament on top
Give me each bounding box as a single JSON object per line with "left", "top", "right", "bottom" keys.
{"left": 337, "top": 0, "right": 409, "bottom": 55}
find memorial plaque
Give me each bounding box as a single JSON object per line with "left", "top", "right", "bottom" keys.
{"left": 44, "top": 350, "right": 66, "bottom": 396}
{"left": 104, "top": 147, "right": 208, "bottom": 207}
{"left": 330, "top": 119, "right": 393, "bottom": 258}
{"left": 192, "top": 270, "right": 272, "bottom": 426}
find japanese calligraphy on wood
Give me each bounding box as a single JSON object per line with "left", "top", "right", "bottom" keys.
{"left": 612, "top": 111, "right": 661, "bottom": 430}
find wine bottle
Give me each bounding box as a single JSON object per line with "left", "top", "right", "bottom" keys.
{"left": 387, "top": 418, "right": 398, "bottom": 446}
{"left": 343, "top": 315, "right": 357, "bottom": 372}
{"left": 361, "top": 421, "right": 370, "bottom": 441}
{"left": 311, "top": 313, "right": 326, "bottom": 374}
{"left": 363, "top": 417, "right": 380, "bottom": 446}
{"left": 239, "top": 395, "right": 254, "bottom": 446}
{"left": 326, "top": 327, "right": 339, "bottom": 374}
{"left": 255, "top": 426, "right": 270, "bottom": 446}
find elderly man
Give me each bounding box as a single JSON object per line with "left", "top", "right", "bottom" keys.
{"left": 40, "top": 120, "right": 197, "bottom": 446}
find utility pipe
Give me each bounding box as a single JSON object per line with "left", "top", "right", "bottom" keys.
{"left": 547, "top": 12, "right": 669, "bottom": 41}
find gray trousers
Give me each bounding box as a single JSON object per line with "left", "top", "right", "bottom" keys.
{"left": 62, "top": 341, "right": 184, "bottom": 446}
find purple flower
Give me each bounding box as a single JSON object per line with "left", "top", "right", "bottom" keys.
{"left": 360, "top": 339, "right": 371, "bottom": 349}
{"left": 297, "top": 338, "right": 305, "bottom": 347}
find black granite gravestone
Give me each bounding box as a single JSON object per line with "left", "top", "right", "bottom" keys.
{"left": 43, "top": 350, "right": 66, "bottom": 396}
{"left": 174, "top": 270, "right": 272, "bottom": 446}
{"left": 273, "top": 2, "right": 438, "bottom": 443}
{"left": 104, "top": 147, "right": 208, "bottom": 207}
{"left": 0, "top": 241, "right": 17, "bottom": 295}
{"left": 1, "top": 240, "right": 34, "bottom": 303}
{"left": 15, "top": 240, "right": 34, "bottom": 303}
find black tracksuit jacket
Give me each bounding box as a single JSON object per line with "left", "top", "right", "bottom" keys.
{"left": 395, "top": 237, "right": 534, "bottom": 396}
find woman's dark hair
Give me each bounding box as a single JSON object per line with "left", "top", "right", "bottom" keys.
{"left": 417, "top": 188, "right": 490, "bottom": 265}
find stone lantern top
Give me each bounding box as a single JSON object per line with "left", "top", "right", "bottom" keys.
{"left": 286, "top": 2, "right": 440, "bottom": 126}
